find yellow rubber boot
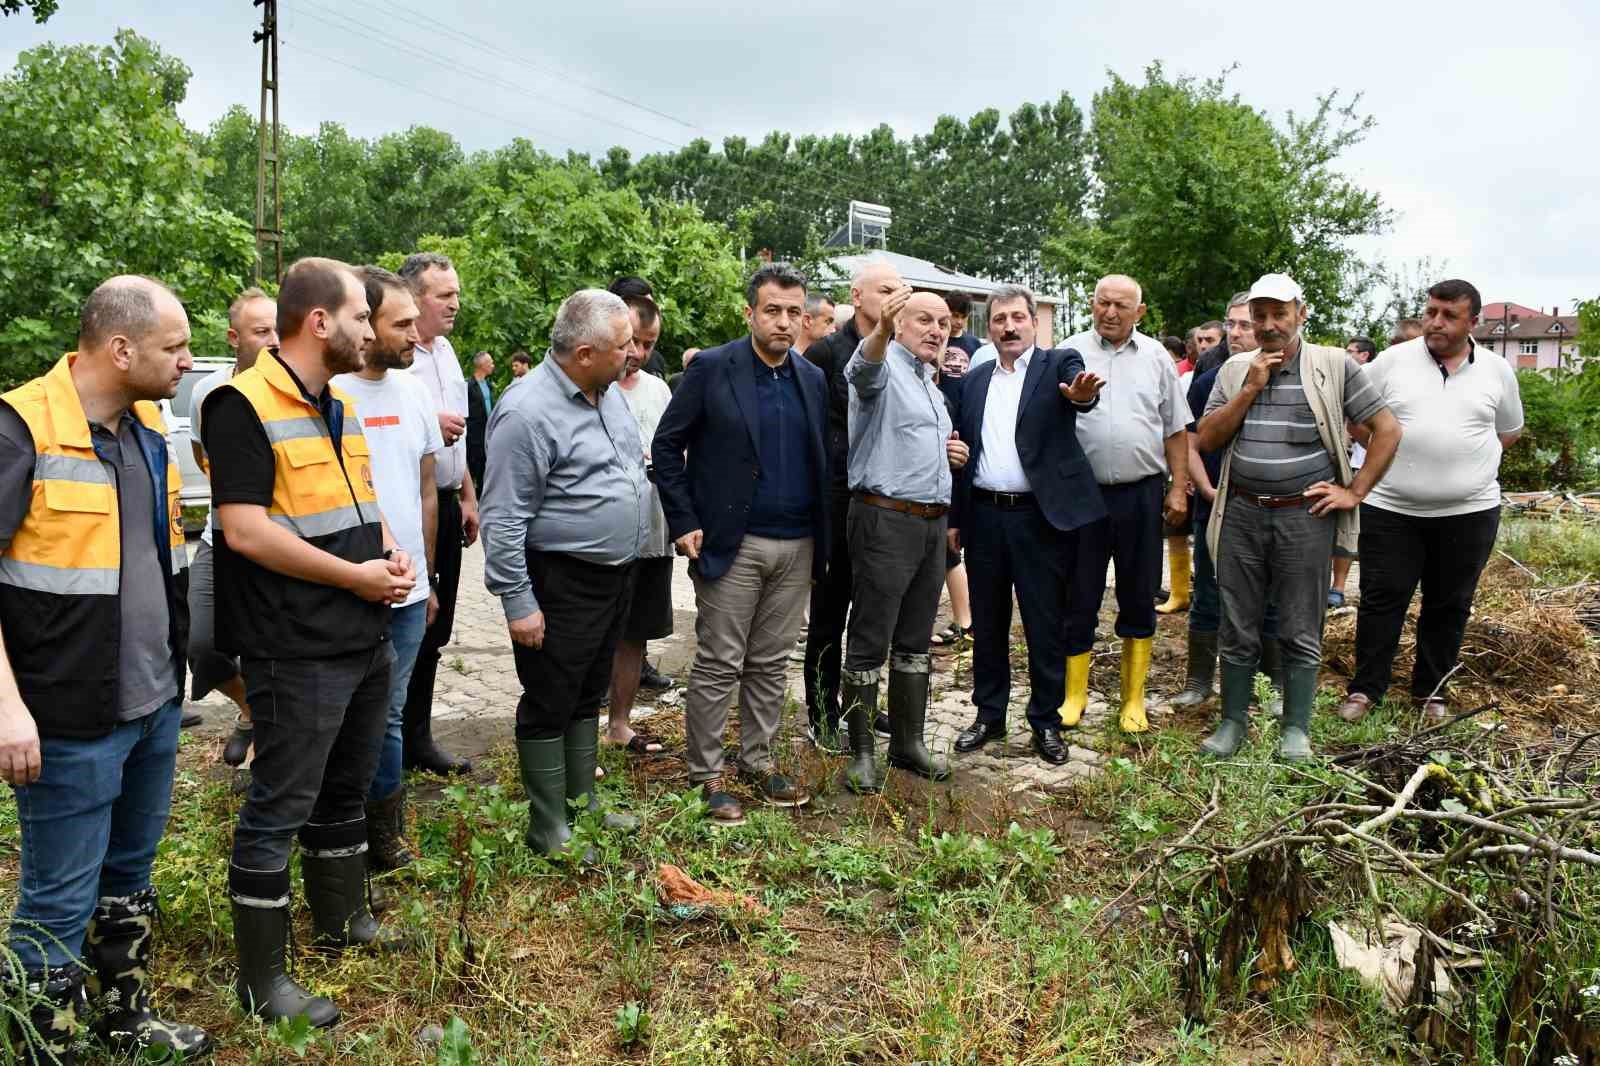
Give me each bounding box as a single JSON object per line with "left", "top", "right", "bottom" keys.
{"left": 1156, "top": 538, "right": 1191, "bottom": 614}
{"left": 1119, "top": 637, "right": 1153, "bottom": 733}
{"left": 1059, "top": 653, "right": 1091, "bottom": 727}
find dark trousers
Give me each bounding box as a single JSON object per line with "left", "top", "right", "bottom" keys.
{"left": 1351, "top": 503, "right": 1500, "bottom": 701}
{"left": 803, "top": 489, "right": 853, "bottom": 723}
{"left": 401, "top": 489, "right": 462, "bottom": 753}
{"left": 968, "top": 497, "right": 1070, "bottom": 730}
{"left": 1216, "top": 497, "right": 1335, "bottom": 668}
{"left": 1192, "top": 500, "right": 1281, "bottom": 640}
{"left": 843, "top": 499, "right": 947, "bottom": 676}
{"left": 511, "top": 552, "right": 635, "bottom": 740}
{"left": 1065, "top": 475, "right": 1163, "bottom": 655}
{"left": 231, "top": 644, "right": 393, "bottom": 871}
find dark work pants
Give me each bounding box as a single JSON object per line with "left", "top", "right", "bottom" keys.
{"left": 1192, "top": 499, "right": 1281, "bottom": 641}
{"left": 232, "top": 644, "right": 393, "bottom": 871}
{"left": 1216, "top": 497, "right": 1335, "bottom": 668}
{"left": 1065, "top": 475, "right": 1163, "bottom": 655}
{"left": 843, "top": 499, "right": 947, "bottom": 677}
{"left": 967, "top": 497, "right": 1070, "bottom": 731}
{"left": 402, "top": 489, "right": 462, "bottom": 754}
{"left": 512, "top": 552, "right": 635, "bottom": 740}
{"left": 1350, "top": 503, "right": 1500, "bottom": 701}
{"left": 803, "top": 489, "right": 853, "bottom": 724}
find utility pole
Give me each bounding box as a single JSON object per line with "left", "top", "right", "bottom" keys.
{"left": 253, "top": 0, "right": 283, "bottom": 284}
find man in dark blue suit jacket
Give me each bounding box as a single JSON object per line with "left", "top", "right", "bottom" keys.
{"left": 652, "top": 264, "right": 830, "bottom": 826}
{"left": 947, "top": 285, "right": 1107, "bottom": 765}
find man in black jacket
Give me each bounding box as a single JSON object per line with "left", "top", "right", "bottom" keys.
{"left": 465, "top": 350, "right": 495, "bottom": 493}
{"left": 799, "top": 259, "right": 902, "bottom": 747}
{"left": 947, "top": 285, "right": 1106, "bottom": 765}
{"left": 653, "top": 264, "right": 831, "bottom": 826}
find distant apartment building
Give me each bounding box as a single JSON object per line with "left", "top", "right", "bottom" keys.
{"left": 1473, "top": 301, "right": 1581, "bottom": 371}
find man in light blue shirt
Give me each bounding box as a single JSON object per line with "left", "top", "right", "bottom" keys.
{"left": 838, "top": 289, "right": 969, "bottom": 793}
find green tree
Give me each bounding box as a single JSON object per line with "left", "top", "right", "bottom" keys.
{"left": 0, "top": 0, "right": 58, "bottom": 21}
{"left": 380, "top": 162, "right": 746, "bottom": 386}
{"left": 0, "top": 31, "right": 255, "bottom": 389}
{"left": 1045, "top": 64, "right": 1390, "bottom": 334}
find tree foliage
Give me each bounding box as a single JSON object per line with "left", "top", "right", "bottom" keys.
{"left": 1044, "top": 64, "right": 1390, "bottom": 335}
{"left": 1499, "top": 296, "right": 1600, "bottom": 490}
{"left": 0, "top": 0, "right": 57, "bottom": 21}
{"left": 0, "top": 31, "right": 255, "bottom": 389}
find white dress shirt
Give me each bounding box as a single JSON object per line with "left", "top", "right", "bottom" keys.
{"left": 1067, "top": 328, "right": 1188, "bottom": 485}
{"left": 406, "top": 335, "right": 468, "bottom": 490}
{"left": 973, "top": 346, "right": 1032, "bottom": 492}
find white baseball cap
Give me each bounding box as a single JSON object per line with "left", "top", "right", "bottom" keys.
{"left": 1247, "top": 272, "right": 1304, "bottom": 303}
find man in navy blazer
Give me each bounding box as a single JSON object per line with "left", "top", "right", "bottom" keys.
{"left": 652, "top": 264, "right": 830, "bottom": 826}
{"left": 947, "top": 285, "right": 1107, "bottom": 765}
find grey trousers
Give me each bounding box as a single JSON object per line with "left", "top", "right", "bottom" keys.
{"left": 1216, "top": 496, "right": 1336, "bottom": 669}
{"left": 684, "top": 535, "right": 814, "bottom": 784}
{"left": 843, "top": 499, "right": 948, "bottom": 680}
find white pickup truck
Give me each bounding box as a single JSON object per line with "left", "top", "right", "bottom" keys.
{"left": 160, "top": 357, "right": 233, "bottom": 530}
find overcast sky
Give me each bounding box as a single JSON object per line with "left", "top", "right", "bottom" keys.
{"left": 5, "top": 0, "right": 1596, "bottom": 315}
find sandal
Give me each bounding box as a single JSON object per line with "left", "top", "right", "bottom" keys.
{"left": 930, "top": 623, "right": 969, "bottom": 647}
{"left": 609, "top": 733, "right": 665, "bottom": 756}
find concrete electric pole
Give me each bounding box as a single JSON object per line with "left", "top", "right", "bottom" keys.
{"left": 252, "top": 0, "right": 283, "bottom": 284}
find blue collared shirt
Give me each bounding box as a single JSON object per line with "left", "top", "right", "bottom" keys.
{"left": 746, "top": 354, "right": 814, "bottom": 538}
{"left": 845, "top": 339, "right": 953, "bottom": 504}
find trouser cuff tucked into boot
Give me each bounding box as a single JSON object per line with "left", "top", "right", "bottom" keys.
{"left": 228, "top": 863, "right": 339, "bottom": 1028}
{"left": 886, "top": 660, "right": 948, "bottom": 781}
{"left": 840, "top": 678, "right": 882, "bottom": 794}
{"left": 85, "top": 888, "right": 214, "bottom": 1058}
{"left": 300, "top": 820, "right": 406, "bottom": 952}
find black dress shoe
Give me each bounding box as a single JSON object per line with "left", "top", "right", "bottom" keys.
{"left": 638, "top": 659, "right": 674, "bottom": 691}
{"left": 406, "top": 741, "right": 473, "bottom": 776}
{"left": 1031, "top": 727, "right": 1069, "bottom": 765}
{"left": 954, "top": 719, "right": 1005, "bottom": 754}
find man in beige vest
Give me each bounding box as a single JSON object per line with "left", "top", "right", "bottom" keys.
{"left": 1194, "top": 273, "right": 1401, "bottom": 761}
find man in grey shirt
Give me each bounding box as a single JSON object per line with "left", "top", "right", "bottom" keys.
{"left": 481, "top": 289, "right": 646, "bottom": 856}
{"left": 1196, "top": 273, "right": 1401, "bottom": 762}
{"left": 840, "top": 289, "right": 969, "bottom": 792}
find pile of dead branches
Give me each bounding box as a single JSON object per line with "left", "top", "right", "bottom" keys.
{"left": 1151, "top": 718, "right": 1600, "bottom": 1060}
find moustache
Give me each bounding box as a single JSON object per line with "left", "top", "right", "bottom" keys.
{"left": 1001, "top": 333, "right": 1021, "bottom": 341}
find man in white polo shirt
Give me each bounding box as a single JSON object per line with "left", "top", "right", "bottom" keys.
{"left": 1337, "top": 279, "right": 1522, "bottom": 723}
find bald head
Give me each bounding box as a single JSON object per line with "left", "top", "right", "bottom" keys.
{"left": 1090, "top": 274, "right": 1147, "bottom": 346}
{"left": 850, "top": 261, "right": 904, "bottom": 332}
{"left": 75, "top": 275, "right": 192, "bottom": 404}
{"left": 895, "top": 292, "right": 953, "bottom": 364}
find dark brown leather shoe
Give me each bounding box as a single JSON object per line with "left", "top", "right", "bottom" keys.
{"left": 1336, "top": 692, "right": 1373, "bottom": 723}
{"left": 700, "top": 779, "right": 746, "bottom": 827}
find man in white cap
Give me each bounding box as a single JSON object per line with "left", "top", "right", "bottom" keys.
{"left": 1195, "top": 273, "right": 1401, "bottom": 761}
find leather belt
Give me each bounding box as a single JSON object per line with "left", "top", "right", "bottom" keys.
{"left": 973, "top": 488, "right": 1035, "bottom": 508}
{"left": 854, "top": 492, "right": 948, "bottom": 519}
{"left": 1229, "top": 484, "right": 1308, "bottom": 510}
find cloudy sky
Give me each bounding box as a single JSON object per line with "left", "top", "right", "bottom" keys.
{"left": 6, "top": 0, "right": 1596, "bottom": 314}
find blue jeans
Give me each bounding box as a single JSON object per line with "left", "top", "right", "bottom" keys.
{"left": 8, "top": 697, "right": 182, "bottom": 972}
{"left": 370, "top": 599, "right": 428, "bottom": 800}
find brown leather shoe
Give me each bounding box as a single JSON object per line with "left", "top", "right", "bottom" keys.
{"left": 699, "top": 779, "right": 746, "bottom": 827}
{"left": 1419, "top": 697, "right": 1450, "bottom": 723}
{"left": 1336, "top": 692, "right": 1372, "bottom": 723}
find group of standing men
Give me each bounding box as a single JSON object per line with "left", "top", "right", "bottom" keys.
{"left": 0, "top": 247, "right": 1524, "bottom": 1060}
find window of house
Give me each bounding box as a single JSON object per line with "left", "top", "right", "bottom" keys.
{"left": 1519, "top": 339, "right": 1539, "bottom": 355}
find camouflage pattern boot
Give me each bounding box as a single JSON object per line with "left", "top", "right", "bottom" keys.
{"left": 83, "top": 889, "right": 214, "bottom": 1059}
{"left": 11, "top": 967, "right": 83, "bottom": 1065}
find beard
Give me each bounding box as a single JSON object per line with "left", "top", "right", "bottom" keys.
{"left": 366, "top": 341, "right": 411, "bottom": 371}
{"left": 322, "top": 321, "right": 365, "bottom": 375}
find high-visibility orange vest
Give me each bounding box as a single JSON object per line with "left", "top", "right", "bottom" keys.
{"left": 208, "top": 349, "right": 388, "bottom": 659}
{"left": 0, "top": 354, "right": 187, "bottom": 738}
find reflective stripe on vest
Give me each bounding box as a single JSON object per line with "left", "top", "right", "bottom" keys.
{"left": 222, "top": 352, "right": 377, "bottom": 541}
{"left": 0, "top": 354, "right": 184, "bottom": 596}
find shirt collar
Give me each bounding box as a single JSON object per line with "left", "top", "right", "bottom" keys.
{"left": 542, "top": 353, "right": 591, "bottom": 404}
{"left": 1094, "top": 330, "right": 1138, "bottom": 354}
{"left": 755, "top": 350, "right": 794, "bottom": 378}
{"left": 995, "top": 345, "right": 1034, "bottom": 375}
{"left": 889, "top": 339, "right": 931, "bottom": 379}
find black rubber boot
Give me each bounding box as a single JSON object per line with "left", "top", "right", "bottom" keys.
{"left": 1170, "top": 629, "right": 1218, "bottom": 709}
{"left": 885, "top": 662, "right": 949, "bottom": 781}
{"left": 1278, "top": 664, "right": 1319, "bottom": 763}
{"left": 1199, "top": 661, "right": 1256, "bottom": 758}
{"left": 563, "top": 716, "right": 638, "bottom": 832}
{"left": 229, "top": 865, "right": 339, "bottom": 1027}
{"left": 10, "top": 967, "right": 83, "bottom": 1065}
{"left": 840, "top": 678, "right": 881, "bottom": 794}
{"left": 364, "top": 786, "right": 416, "bottom": 872}
{"left": 84, "top": 888, "right": 213, "bottom": 1058}
{"left": 516, "top": 736, "right": 572, "bottom": 855}
{"left": 299, "top": 821, "right": 409, "bottom": 953}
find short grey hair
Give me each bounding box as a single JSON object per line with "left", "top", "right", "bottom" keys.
{"left": 804, "top": 292, "right": 834, "bottom": 316}
{"left": 398, "top": 252, "right": 454, "bottom": 294}
{"left": 1227, "top": 291, "right": 1251, "bottom": 311}
{"left": 987, "top": 283, "right": 1036, "bottom": 319}
{"left": 78, "top": 275, "right": 173, "bottom": 349}
{"left": 550, "top": 289, "right": 628, "bottom": 358}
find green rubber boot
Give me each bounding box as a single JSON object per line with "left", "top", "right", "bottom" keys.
{"left": 1199, "top": 661, "right": 1256, "bottom": 758}
{"left": 563, "top": 717, "right": 638, "bottom": 832}
{"left": 1278, "top": 664, "right": 1320, "bottom": 763}
{"left": 841, "top": 678, "right": 882, "bottom": 794}
{"left": 1170, "top": 629, "right": 1217, "bottom": 709}
{"left": 516, "top": 736, "right": 572, "bottom": 855}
